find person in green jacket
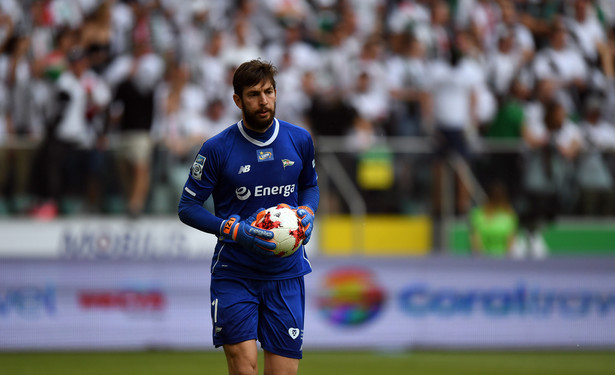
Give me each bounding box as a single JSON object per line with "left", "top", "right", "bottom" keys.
{"left": 470, "top": 180, "right": 519, "bottom": 257}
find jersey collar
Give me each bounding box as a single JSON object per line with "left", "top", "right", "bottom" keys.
{"left": 237, "top": 118, "right": 279, "bottom": 147}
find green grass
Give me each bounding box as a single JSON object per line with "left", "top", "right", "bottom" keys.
{"left": 1, "top": 350, "right": 614, "bottom": 375}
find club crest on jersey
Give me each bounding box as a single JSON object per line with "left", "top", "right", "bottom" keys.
{"left": 282, "top": 159, "right": 295, "bottom": 168}
{"left": 191, "top": 154, "right": 206, "bottom": 180}
{"left": 257, "top": 148, "right": 274, "bottom": 162}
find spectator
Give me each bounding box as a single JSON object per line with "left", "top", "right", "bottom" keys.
{"left": 176, "top": 1, "right": 214, "bottom": 64}
{"left": 518, "top": 0, "right": 565, "bottom": 48}
{"left": 151, "top": 60, "right": 208, "bottom": 212}
{"left": 0, "top": 78, "right": 8, "bottom": 214}
{"left": 352, "top": 35, "right": 388, "bottom": 92}
{"left": 49, "top": 0, "right": 85, "bottom": 29}
{"left": 129, "top": 0, "right": 175, "bottom": 59}
{"left": 386, "top": 0, "right": 430, "bottom": 39}
{"left": 305, "top": 89, "right": 360, "bottom": 139}
{"left": 498, "top": 0, "right": 535, "bottom": 66}
{"left": 0, "top": 33, "right": 34, "bottom": 213}
{"left": 465, "top": 31, "right": 497, "bottom": 130}
{"left": 203, "top": 97, "right": 238, "bottom": 138}
{"left": 346, "top": 0, "right": 386, "bottom": 38}
{"left": 426, "top": 30, "right": 483, "bottom": 216}
{"left": 31, "top": 47, "right": 110, "bottom": 217}
{"left": 317, "top": 17, "right": 362, "bottom": 94}
{"left": 108, "top": 47, "right": 164, "bottom": 217}
{"left": 532, "top": 18, "right": 589, "bottom": 116}
{"left": 80, "top": 1, "right": 114, "bottom": 75}
{"left": 470, "top": 180, "right": 519, "bottom": 258}
{"left": 565, "top": 0, "right": 609, "bottom": 65}
{"left": 0, "top": 33, "right": 31, "bottom": 137}
{"left": 523, "top": 79, "right": 556, "bottom": 150}
{"left": 482, "top": 77, "right": 530, "bottom": 204}
{"left": 0, "top": 9, "right": 14, "bottom": 50}
{"left": 107, "top": 0, "right": 134, "bottom": 57}
{"left": 220, "top": 12, "right": 263, "bottom": 69}
{"left": 39, "top": 27, "right": 75, "bottom": 83}
{"left": 575, "top": 95, "right": 615, "bottom": 215}
{"left": 349, "top": 70, "right": 389, "bottom": 139}
{"left": 468, "top": 0, "right": 502, "bottom": 53}
{"left": 262, "top": 0, "right": 311, "bottom": 27}
{"left": 264, "top": 23, "right": 321, "bottom": 74}
{"left": 273, "top": 50, "right": 314, "bottom": 128}
{"left": 597, "top": 0, "right": 615, "bottom": 31}
{"left": 518, "top": 99, "right": 582, "bottom": 258}
{"left": 192, "top": 30, "right": 228, "bottom": 101}
{"left": 412, "top": 0, "right": 452, "bottom": 61}
{"left": 28, "top": 0, "right": 55, "bottom": 63}
{"left": 80, "top": 52, "right": 113, "bottom": 213}
{"left": 304, "top": 86, "right": 360, "bottom": 214}
{"left": 386, "top": 33, "right": 430, "bottom": 136}
{"left": 487, "top": 30, "right": 525, "bottom": 100}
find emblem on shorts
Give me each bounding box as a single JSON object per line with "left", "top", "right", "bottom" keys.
{"left": 191, "top": 154, "right": 206, "bottom": 180}
{"left": 288, "top": 328, "right": 300, "bottom": 340}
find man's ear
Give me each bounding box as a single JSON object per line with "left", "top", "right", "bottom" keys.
{"left": 233, "top": 93, "right": 243, "bottom": 109}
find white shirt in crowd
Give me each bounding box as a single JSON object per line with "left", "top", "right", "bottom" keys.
{"left": 523, "top": 102, "right": 584, "bottom": 151}
{"left": 427, "top": 58, "right": 483, "bottom": 129}
{"left": 56, "top": 69, "right": 110, "bottom": 147}
{"left": 523, "top": 101, "right": 548, "bottom": 143}
{"left": 555, "top": 119, "right": 583, "bottom": 151}
{"left": 565, "top": 13, "right": 607, "bottom": 62}
{"left": 533, "top": 46, "right": 588, "bottom": 86}
{"left": 151, "top": 82, "right": 208, "bottom": 143}
{"left": 581, "top": 120, "right": 615, "bottom": 151}
{"left": 488, "top": 44, "right": 523, "bottom": 96}
{"left": 349, "top": 72, "right": 390, "bottom": 125}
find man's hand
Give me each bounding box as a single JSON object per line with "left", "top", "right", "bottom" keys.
{"left": 296, "top": 206, "right": 315, "bottom": 245}
{"left": 220, "top": 212, "right": 276, "bottom": 256}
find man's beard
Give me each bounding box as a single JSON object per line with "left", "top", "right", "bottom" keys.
{"left": 242, "top": 103, "right": 276, "bottom": 132}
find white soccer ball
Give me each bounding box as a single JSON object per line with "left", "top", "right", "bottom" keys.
{"left": 254, "top": 205, "right": 305, "bottom": 257}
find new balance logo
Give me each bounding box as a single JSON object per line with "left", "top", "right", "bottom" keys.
{"left": 238, "top": 165, "right": 251, "bottom": 174}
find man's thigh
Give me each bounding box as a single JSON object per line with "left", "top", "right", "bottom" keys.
{"left": 264, "top": 350, "right": 299, "bottom": 375}
{"left": 224, "top": 339, "right": 259, "bottom": 375}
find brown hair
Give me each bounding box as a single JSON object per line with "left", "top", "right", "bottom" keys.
{"left": 232, "top": 59, "right": 278, "bottom": 97}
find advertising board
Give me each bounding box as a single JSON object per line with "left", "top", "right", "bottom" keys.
{"left": 0, "top": 218, "right": 217, "bottom": 259}
{"left": 306, "top": 258, "right": 615, "bottom": 349}
{"left": 1, "top": 258, "right": 613, "bottom": 350}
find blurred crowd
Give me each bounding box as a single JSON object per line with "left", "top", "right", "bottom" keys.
{"left": 1, "top": 0, "right": 615, "bottom": 234}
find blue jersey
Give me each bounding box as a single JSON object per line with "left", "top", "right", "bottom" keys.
{"left": 181, "top": 118, "right": 318, "bottom": 280}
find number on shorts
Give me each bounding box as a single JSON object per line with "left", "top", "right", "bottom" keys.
{"left": 212, "top": 298, "right": 219, "bottom": 324}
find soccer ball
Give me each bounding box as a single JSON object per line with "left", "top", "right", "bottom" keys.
{"left": 254, "top": 205, "right": 305, "bottom": 257}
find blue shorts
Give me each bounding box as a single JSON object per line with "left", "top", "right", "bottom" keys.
{"left": 210, "top": 275, "right": 305, "bottom": 359}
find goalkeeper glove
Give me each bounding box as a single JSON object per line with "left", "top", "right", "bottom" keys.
{"left": 296, "top": 206, "right": 315, "bottom": 245}
{"left": 220, "top": 211, "right": 276, "bottom": 256}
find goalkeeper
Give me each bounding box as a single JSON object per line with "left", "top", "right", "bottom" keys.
{"left": 178, "top": 59, "right": 319, "bottom": 375}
